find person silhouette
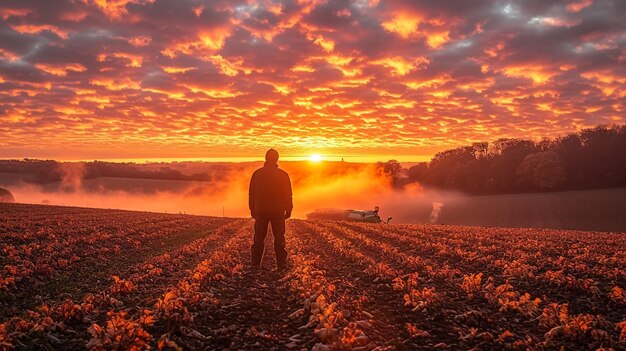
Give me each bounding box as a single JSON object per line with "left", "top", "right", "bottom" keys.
{"left": 249, "top": 149, "right": 293, "bottom": 270}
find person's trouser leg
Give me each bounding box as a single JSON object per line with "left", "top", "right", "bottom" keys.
{"left": 251, "top": 217, "right": 270, "bottom": 267}
{"left": 270, "top": 216, "right": 287, "bottom": 268}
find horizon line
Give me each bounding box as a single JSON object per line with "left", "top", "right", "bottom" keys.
{"left": 0, "top": 155, "right": 432, "bottom": 164}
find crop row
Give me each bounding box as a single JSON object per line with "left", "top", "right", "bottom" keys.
{"left": 307, "top": 221, "right": 626, "bottom": 349}
{"left": 0, "top": 205, "right": 232, "bottom": 293}
{"left": 0, "top": 219, "right": 246, "bottom": 350}
{"left": 1, "top": 203, "right": 625, "bottom": 350}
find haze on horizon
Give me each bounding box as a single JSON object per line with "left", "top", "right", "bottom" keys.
{"left": 0, "top": 0, "right": 625, "bottom": 161}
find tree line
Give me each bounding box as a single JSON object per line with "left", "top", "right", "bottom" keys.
{"left": 403, "top": 124, "right": 626, "bottom": 194}
{"left": 0, "top": 160, "right": 213, "bottom": 183}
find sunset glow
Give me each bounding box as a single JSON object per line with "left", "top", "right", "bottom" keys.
{"left": 0, "top": 0, "right": 624, "bottom": 161}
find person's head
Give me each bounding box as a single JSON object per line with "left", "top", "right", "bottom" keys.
{"left": 265, "top": 148, "right": 279, "bottom": 163}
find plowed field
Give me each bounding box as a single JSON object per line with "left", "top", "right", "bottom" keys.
{"left": 1, "top": 203, "right": 625, "bottom": 350}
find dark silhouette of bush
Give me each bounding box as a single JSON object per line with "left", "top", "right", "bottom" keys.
{"left": 0, "top": 188, "right": 15, "bottom": 203}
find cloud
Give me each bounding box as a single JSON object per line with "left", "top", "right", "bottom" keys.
{"left": 0, "top": 0, "right": 624, "bottom": 160}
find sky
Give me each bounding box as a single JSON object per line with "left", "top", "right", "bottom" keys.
{"left": 0, "top": 0, "right": 625, "bottom": 162}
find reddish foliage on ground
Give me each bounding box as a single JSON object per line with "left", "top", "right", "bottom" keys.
{"left": 1, "top": 203, "right": 625, "bottom": 350}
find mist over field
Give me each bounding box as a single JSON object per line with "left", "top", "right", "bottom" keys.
{"left": 1, "top": 162, "right": 458, "bottom": 223}
{"left": 3, "top": 158, "right": 626, "bottom": 232}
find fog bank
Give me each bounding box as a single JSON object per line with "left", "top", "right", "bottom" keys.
{"left": 1, "top": 163, "right": 463, "bottom": 224}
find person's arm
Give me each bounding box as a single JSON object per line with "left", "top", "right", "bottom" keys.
{"left": 284, "top": 173, "right": 293, "bottom": 219}
{"left": 249, "top": 172, "right": 256, "bottom": 219}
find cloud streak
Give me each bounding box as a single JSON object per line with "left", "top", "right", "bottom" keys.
{"left": 0, "top": 0, "right": 624, "bottom": 160}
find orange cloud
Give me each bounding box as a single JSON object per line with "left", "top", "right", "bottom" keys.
{"left": 162, "top": 66, "right": 195, "bottom": 74}
{"left": 35, "top": 63, "right": 87, "bottom": 76}
{"left": 567, "top": 0, "right": 593, "bottom": 13}
{"left": 0, "top": 8, "right": 32, "bottom": 20}
{"left": 0, "top": 0, "right": 623, "bottom": 161}
{"left": 382, "top": 13, "right": 422, "bottom": 38}
{"left": 382, "top": 12, "right": 451, "bottom": 47}
{"left": 90, "top": 77, "right": 141, "bottom": 90}
{"left": 86, "top": 0, "right": 133, "bottom": 19}
{"left": 502, "top": 65, "right": 558, "bottom": 84}
{"left": 0, "top": 48, "right": 19, "bottom": 61}
{"left": 425, "top": 31, "right": 450, "bottom": 48}
{"left": 129, "top": 35, "right": 151, "bottom": 47}
{"left": 373, "top": 57, "right": 428, "bottom": 76}
{"left": 198, "top": 30, "right": 230, "bottom": 51}
{"left": 202, "top": 55, "right": 255, "bottom": 76}
{"left": 9, "top": 24, "right": 69, "bottom": 39}
{"left": 60, "top": 10, "right": 89, "bottom": 22}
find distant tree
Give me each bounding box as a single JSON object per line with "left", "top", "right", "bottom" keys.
{"left": 579, "top": 125, "right": 615, "bottom": 187}
{"left": 487, "top": 139, "right": 537, "bottom": 192}
{"left": 516, "top": 151, "right": 566, "bottom": 190}
{"left": 377, "top": 160, "right": 403, "bottom": 186}
{"left": 615, "top": 125, "right": 626, "bottom": 186}
{"left": 82, "top": 162, "right": 210, "bottom": 181}
{"left": 0, "top": 159, "right": 61, "bottom": 183}
{"left": 554, "top": 124, "right": 626, "bottom": 189}
{"left": 537, "top": 137, "right": 556, "bottom": 151}
{"left": 407, "top": 162, "right": 428, "bottom": 182}
{"left": 427, "top": 146, "right": 477, "bottom": 188}
{"left": 581, "top": 125, "right": 626, "bottom": 187}
{"left": 554, "top": 133, "right": 584, "bottom": 187}
{"left": 403, "top": 123, "right": 625, "bottom": 194}
{"left": 0, "top": 188, "right": 15, "bottom": 203}
{"left": 471, "top": 142, "right": 489, "bottom": 159}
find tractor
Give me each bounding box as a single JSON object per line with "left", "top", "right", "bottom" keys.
{"left": 307, "top": 206, "right": 392, "bottom": 224}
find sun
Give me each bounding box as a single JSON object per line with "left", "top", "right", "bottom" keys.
{"left": 309, "top": 154, "right": 322, "bottom": 162}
